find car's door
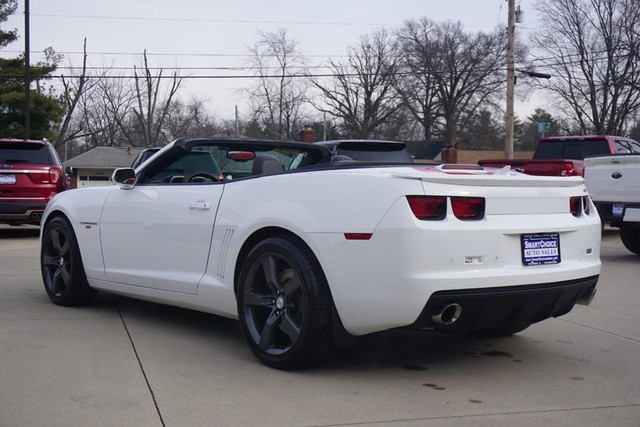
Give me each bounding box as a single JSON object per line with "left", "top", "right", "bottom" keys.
{"left": 100, "top": 146, "right": 224, "bottom": 294}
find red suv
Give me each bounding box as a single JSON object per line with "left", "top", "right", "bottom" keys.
{"left": 0, "top": 138, "right": 70, "bottom": 225}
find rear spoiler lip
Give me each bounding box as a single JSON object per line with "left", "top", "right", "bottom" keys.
{"left": 392, "top": 167, "right": 585, "bottom": 187}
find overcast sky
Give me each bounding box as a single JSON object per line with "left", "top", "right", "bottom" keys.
{"left": 2, "top": 0, "right": 541, "bottom": 119}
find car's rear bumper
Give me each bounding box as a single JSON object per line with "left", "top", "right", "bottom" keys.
{"left": 0, "top": 201, "right": 47, "bottom": 224}
{"left": 594, "top": 201, "right": 640, "bottom": 224}
{"left": 409, "top": 275, "right": 598, "bottom": 332}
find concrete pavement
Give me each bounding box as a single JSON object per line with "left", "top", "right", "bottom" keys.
{"left": 1, "top": 225, "right": 639, "bottom": 426}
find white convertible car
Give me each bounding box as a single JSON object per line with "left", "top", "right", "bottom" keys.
{"left": 40, "top": 137, "right": 601, "bottom": 369}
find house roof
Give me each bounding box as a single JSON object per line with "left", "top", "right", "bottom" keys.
{"left": 64, "top": 147, "right": 143, "bottom": 169}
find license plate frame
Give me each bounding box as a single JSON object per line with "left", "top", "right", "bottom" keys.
{"left": 0, "top": 174, "right": 16, "bottom": 185}
{"left": 521, "top": 233, "right": 561, "bottom": 266}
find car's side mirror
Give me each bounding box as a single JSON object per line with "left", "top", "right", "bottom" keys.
{"left": 64, "top": 166, "right": 73, "bottom": 175}
{"left": 112, "top": 168, "right": 137, "bottom": 190}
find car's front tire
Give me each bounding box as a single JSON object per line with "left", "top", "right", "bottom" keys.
{"left": 237, "top": 236, "right": 333, "bottom": 370}
{"left": 620, "top": 225, "right": 640, "bottom": 255}
{"left": 41, "top": 217, "right": 97, "bottom": 306}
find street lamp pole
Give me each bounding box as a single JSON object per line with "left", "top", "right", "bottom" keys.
{"left": 505, "top": 0, "right": 515, "bottom": 159}
{"left": 24, "top": 0, "right": 30, "bottom": 140}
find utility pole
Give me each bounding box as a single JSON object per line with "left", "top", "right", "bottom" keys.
{"left": 24, "top": 0, "right": 30, "bottom": 139}
{"left": 504, "top": 0, "right": 515, "bottom": 159}
{"left": 235, "top": 105, "right": 239, "bottom": 136}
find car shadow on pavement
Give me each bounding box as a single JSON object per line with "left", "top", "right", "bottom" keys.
{"left": 101, "top": 294, "right": 526, "bottom": 372}
{"left": 325, "top": 329, "right": 525, "bottom": 372}
{"left": 0, "top": 225, "right": 40, "bottom": 239}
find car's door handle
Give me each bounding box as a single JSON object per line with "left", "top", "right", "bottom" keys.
{"left": 189, "top": 201, "right": 212, "bottom": 210}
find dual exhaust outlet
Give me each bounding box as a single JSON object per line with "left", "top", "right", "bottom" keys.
{"left": 431, "top": 303, "right": 462, "bottom": 325}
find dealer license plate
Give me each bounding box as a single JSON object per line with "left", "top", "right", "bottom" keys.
{"left": 521, "top": 233, "right": 560, "bottom": 266}
{"left": 0, "top": 174, "right": 16, "bottom": 185}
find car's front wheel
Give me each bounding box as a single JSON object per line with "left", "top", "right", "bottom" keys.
{"left": 41, "top": 216, "right": 97, "bottom": 306}
{"left": 620, "top": 224, "right": 640, "bottom": 255}
{"left": 237, "top": 236, "right": 333, "bottom": 370}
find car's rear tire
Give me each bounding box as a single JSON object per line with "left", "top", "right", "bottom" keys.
{"left": 237, "top": 236, "right": 333, "bottom": 370}
{"left": 41, "top": 217, "right": 97, "bottom": 306}
{"left": 620, "top": 225, "right": 640, "bottom": 255}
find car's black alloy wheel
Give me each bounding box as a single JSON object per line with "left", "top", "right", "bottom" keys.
{"left": 238, "top": 236, "right": 332, "bottom": 370}
{"left": 41, "top": 217, "right": 97, "bottom": 306}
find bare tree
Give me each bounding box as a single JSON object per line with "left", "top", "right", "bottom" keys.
{"left": 55, "top": 38, "right": 104, "bottom": 151}
{"left": 532, "top": 0, "right": 640, "bottom": 134}
{"left": 245, "top": 28, "right": 308, "bottom": 140}
{"left": 430, "top": 21, "right": 506, "bottom": 147}
{"left": 164, "top": 97, "right": 220, "bottom": 139}
{"left": 130, "top": 50, "right": 183, "bottom": 146}
{"left": 81, "top": 74, "right": 136, "bottom": 148}
{"left": 395, "top": 18, "right": 442, "bottom": 141}
{"left": 311, "top": 29, "right": 401, "bottom": 139}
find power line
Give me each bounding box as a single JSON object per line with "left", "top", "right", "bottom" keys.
{"left": 32, "top": 13, "right": 388, "bottom": 27}
{"left": 0, "top": 49, "right": 348, "bottom": 59}
{"left": 0, "top": 66, "right": 507, "bottom": 81}
{"left": 32, "top": 12, "right": 505, "bottom": 30}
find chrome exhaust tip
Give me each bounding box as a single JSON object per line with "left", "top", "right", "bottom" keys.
{"left": 431, "top": 303, "right": 462, "bottom": 325}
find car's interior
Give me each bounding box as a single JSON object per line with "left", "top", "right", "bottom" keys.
{"left": 137, "top": 141, "right": 329, "bottom": 185}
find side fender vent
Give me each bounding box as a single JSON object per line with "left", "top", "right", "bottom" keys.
{"left": 217, "top": 228, "right": 235, "bottom": 278}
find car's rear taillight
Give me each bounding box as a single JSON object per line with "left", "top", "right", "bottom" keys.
{"left": 571, "top": 196, "right": 591, "bottom": 217}
{"left": 406, "top": 196, "right": 446, "bottom": 220}
{"left": 28, "top": 168, "right": 61, "bottom": 184}
{"left": 451, "top": 197, "right": 485, "bottom": 220}
{"left": 49, "top": 168, "right": 60, "bottom": 184}
{"left": 560, "top": 163, "right": 577, "bottom": 176}
{"left": 570, "top": 196, "right": 582, "bottom": 217}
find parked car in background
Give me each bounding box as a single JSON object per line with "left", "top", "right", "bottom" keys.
{"left": 585, "top": 154, "right": 640, "bottom": 255}
{"left": 0, "top": 138, "right": 69, "bottom": 225}
{"left": 479, "top": 135, "right": 640, "bottom": 177}
{"left": 315, "top": 139, "right": 414, "bottom": 163}
{"left": 40, "top": 137, "right": 601, "bottom": 370}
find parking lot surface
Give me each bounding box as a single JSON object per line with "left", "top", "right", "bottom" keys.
{"left": 1, "top": 225, "right": 639, "bottom": 427}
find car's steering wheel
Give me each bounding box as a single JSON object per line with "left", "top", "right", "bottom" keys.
{"left": 185, "top": 172, "right": 221, "bottom": 183}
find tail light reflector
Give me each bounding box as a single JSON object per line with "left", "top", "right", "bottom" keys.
{"left": 407, "top": 196, "right": 446, "bottom": 220}
{"left": 451, "top": 197, "right": 485, "bottom": 220}
{"left": 344, "top": 233, "right": 373, "bottom": 240}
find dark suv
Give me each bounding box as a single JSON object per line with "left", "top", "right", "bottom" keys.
{"left": 0, "top": 138, "right": 69, "bottom": 225}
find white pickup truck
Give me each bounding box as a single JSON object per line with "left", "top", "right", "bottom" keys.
{"left": 585, "top": 154, "right": 640, "bottom": 255}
